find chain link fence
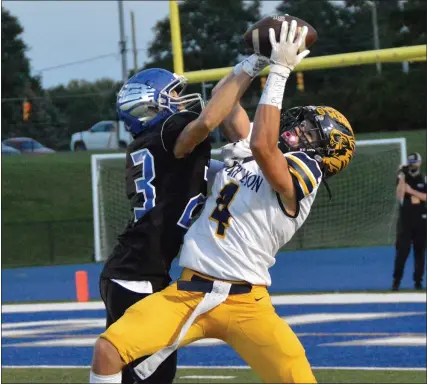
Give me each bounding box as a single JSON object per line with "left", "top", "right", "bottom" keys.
{"left": 2, "top": 219, "right": 94, "bottom": 267}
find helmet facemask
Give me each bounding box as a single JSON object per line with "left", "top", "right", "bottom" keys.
{"left": 158, "top": 75, "right": 205, "bottom": 114}
{"left": 279, "top": 107, "right": 328, "bottom": 155}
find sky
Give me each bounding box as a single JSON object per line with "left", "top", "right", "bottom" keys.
{"left": 3, "top": 1, "right": 283, "bottom": 89}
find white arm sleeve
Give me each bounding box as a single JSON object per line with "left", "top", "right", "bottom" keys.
{"left": 207, "top": 159, "right": 224, "bottom": 190}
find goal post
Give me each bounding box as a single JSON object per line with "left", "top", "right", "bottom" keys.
{"left": 91, "top": 138, "right": 406, "bottom": 262}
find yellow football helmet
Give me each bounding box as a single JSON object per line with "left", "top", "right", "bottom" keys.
{"left": 279, "top": 105, "right": 355, "bottom": 177}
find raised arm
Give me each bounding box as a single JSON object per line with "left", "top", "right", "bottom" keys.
{"left": 173, "top": 54, "right": 268, "bottom": 158}
{"left": 210, "top": 73, "right": 251, "bottom": 142}
{"left": 250, "top": 21, "right": 309, "bottom": 213}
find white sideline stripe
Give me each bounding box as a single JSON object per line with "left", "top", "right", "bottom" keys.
{"left": 321, "top": 336, "right": 427, "bottom": 347}
{"left": 271, "top": 293, "right": 427, "bottom": 305}
{"left": 3, "top": 293, "right": 426, "bottom": 313}
{"left": 2, "top": 365, "right": 426, "bottom": 371}
{"left": 2, "top": 301, "right": 105, "bottom": 313}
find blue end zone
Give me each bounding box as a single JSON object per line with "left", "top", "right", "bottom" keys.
{"left": 2, "top": 246, "right": 421, "bottom": 302}
{"left": 2, "top": 300, "right": 426, "bottom": 368}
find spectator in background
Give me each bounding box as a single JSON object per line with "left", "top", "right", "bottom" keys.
{"left": 392, "top": 152, "right": 427, "bottom": 291}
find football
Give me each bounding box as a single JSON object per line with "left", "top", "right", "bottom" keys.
{"left": 244, "top": 15, "right": 317, "bottom": 57}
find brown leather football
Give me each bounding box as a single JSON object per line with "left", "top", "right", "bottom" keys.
{"left": 244, "top": 15, "right": 317, "bottom": 57}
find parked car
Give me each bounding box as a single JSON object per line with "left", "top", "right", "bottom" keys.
{"left": 70, "top": 120, "right": 132, "bottom": 151}
{"left": 2, "top": 138, "right": 55, "bottom": 154}
{"left": 1, "top": 143, "right": 21, "bottom": 155}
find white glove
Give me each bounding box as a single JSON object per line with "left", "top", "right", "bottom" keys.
{"left": 234, "top": 53, "right": 270, "bottom": 78}
{"left": 221, "top": 138, "right": 253, "bottom": 167}
{"left": 268, "top": 20, "right": 310, "bottom": 78}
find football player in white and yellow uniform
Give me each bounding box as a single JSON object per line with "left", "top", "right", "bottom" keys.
{"left": 90, "top": 20, "right": 355, "bottom": 384}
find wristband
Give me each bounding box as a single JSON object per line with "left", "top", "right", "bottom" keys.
{"left": 233, "top": 54, "right": 269, "bottom": 78}
{"left": 259, "top": 71, "right": 288, "bottom": 109}
{"left": 269, "top": 63, "right": 292, "bottom": 78}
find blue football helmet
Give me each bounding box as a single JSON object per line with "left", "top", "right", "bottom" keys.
{"left": 117, "top": 68, "right": 204, "bottom": 137}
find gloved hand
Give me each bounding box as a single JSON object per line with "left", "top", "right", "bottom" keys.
{"left": 221, "top": 138, "right": 253, "bottom": 167}
{"left": 268, "top": 20, "right": 310, "bottom": 78}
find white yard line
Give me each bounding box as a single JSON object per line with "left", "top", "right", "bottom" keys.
{"left": 2, "top": 365, "right": 426, "bottom": 371}
{"left": 3, "top": 292, "right": 426, "bottom": 313}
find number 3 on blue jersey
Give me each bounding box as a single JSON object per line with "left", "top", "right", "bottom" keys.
{"left": 131, "top": 149, "right": 207, "bottom": 226}
{"left": 131, "top": 148, "right": 156, "bottom": 222}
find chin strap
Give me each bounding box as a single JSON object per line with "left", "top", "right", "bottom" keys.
{"left": 313, "top": 153, "right": 333, "bottom": 201}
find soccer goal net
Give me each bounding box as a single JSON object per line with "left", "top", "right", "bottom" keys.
{"left": 91, "top": 138, "right": 406, "bottom": 262}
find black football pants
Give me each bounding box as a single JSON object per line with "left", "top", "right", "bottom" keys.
{"left": 393, "top": 215, "right": 427, "bottom": 285}
{"left": 99, "top": 278, "right": 177, "bottom": 384}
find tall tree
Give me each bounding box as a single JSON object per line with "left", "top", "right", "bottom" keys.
{"left": 1, "top": 6, "right": 35, "bottom": 136}
{"left": 141, "top": 0, "right": 263, "bottom": 109}
{"left": 389, "top": 0, "right": 427, "bottom": 46}
{"left": 1, "top": 6, "right": 66, "bottom": 148}
{"left": 266, "top": 1, "right": 425, "bottom": 133}
{"left": 144, "top": 0, "right": 261, "bottom": 72}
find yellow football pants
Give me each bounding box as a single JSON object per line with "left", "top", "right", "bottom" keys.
{"left": 101, "top": 268, "right": 316, "bottom": 384}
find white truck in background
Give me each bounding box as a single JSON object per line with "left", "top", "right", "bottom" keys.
{"left": 70, "top": 120, "right": 133, "bottom": 151}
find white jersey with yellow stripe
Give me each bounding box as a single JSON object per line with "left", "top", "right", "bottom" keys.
{"left": 179, "top": 151, "right": 323, "bottom": 286}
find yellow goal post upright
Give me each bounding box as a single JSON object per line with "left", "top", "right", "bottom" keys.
{"left": 169, "top": 0, "right": 184, "bottom": 75}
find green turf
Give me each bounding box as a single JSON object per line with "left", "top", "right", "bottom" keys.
{"left": 1, "top": 151, "right": 113, "bottom": 267}
{"left": 2, "top": 130, "right": 426, "bottom": 267}
{"left": 2, "top": 368, "right": 426, "bottom": 383}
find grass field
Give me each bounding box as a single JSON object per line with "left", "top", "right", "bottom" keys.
{"left": 2, "top": 367, "right": 426, "bottom": 383}
{"left": 2, "top": 129, "right": 426, "bottom": 267}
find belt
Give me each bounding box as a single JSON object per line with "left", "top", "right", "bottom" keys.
{"left": 177, "top": 274, "right": 251, "bottom": 295}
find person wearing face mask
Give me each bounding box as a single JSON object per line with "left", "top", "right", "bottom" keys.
{"left": 392, "top": 152, "right": 427, "bottom": 291}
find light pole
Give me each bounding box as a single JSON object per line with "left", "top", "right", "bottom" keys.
{"left": 118, "top": 0, "right": 127, "bottom": 84}
{"left": 116, "top": 0, "right": 127, "bottom": 150}
{"left": 400, "top": 25, "right": 410, "bottom": 74}
{"left": 131, "top": 11, "right": 138, "bottom": 73}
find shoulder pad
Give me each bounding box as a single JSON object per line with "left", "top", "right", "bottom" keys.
{"left": 285, "top": 151, "right": 322, "bottom": 198}
{"left": 161, "top": 111, "right": 199, "bottom": 152}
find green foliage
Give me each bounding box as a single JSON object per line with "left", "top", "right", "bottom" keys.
{"left": 1, "top": 7, "right": 45, "bottom": 141}
{"left": 46, "top": 79, "right": 122, "bottom": 149}
{"left": 1, "top": 2, "right": 426, "bottom": 151}
{"left": 287, "top": 64, "right": 427, "bottom": 133}
{"left": 271, "top": 0, "right": 427, "bottom": 132}
{"left": 144, "top": 0, "right": 262, "bottom": 72}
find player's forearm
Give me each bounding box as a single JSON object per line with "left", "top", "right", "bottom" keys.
{"left": 219, "top": 103, "right": 251, "bottom": 142}
{"left": 251, "top": 104, "right": 293, "bottom": 198}
{"left": 250, "top": 68, "right": 295, "bottom": 201}
{"left": 212, "top": 73, "right": 251, "bottom": 142}
{"left": 174, "top": 71, "right": 252, "bottom": 158}
{"left": 251, "top": 104, "right": 280, "bottom": 153}
{"left": 251, "top": 68, "right": 288, "bottom": 156}
{"left": 198, "top": 70, "right": 252, "bottom": 131}
{"left": 406, "top": 185, "right": 427, "bottom": 201}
